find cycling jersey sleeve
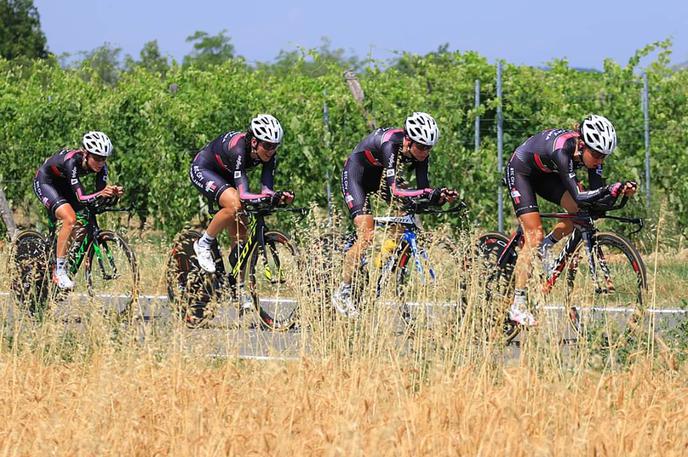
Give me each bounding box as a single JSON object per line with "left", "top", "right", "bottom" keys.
{"left": 382, "top": 143, "right": 431, "bottom": 198}
{"left": 259, "top": 155, "right": 276, "bottom": 195}
{"left": 236, "top": 158, "right": 271, "bottom": 201}
{"left": 95, "top": 165, "right": 108, "bottom": 192}
{"left": 414, "top": 158, "right": 430, "bottom": 189}
{"left": 552, "top": 147, "right": 608, "bottom": 205}
{"left": 66, "top": 159, "right": 101, "bottom": 203}
{"left": 588, "top": 164, "right": 605, "bottom": 190}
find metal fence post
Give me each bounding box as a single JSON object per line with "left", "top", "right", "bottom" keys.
{"left": 475, "top": 79, "right": 481, "bottom": 152}
{"left": 0, "top": 184, "right": 17, "bottom": 239}
{"left": 323, "top": 90, "right": 333, "bottom": 226}
{"left": 496, "top": 61, "right": 504, "bottom": 232}
{"left": 643, "top": 73, "right": 651, "bottom": 209}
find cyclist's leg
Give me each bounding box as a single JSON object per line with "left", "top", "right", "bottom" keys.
{"left": 343, "top": 214, "right": 374, "bottom": 284}
{"left": 53, "top": 204, "right": 77, "bottom": 258}
{"left": 533, "top": 177, "right": 575, "bottom": 244}
{"left": 506, "top": 162, "right": 540, "bottom": 325}
{"left": 334, "top": 159, "right": 376, "bottom": 316}
{"left": 189, "top": 166, "right": 236, "bottom": 238}
{"left": 34, "top": 173, "right": 76, "bottom": 288}
{"left": 341, "top": 159, "right": 377, "bottom": 285}
{"left": 213, "top": 187, "right": 245, "bottom": 244}
{"left": 189, "top": 165, "right": 233, "bottom": 272}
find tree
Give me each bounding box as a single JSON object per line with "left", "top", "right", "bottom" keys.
{"left": 258, "top": 36, "right": 361, "bottom": 77}
{"left": 183, "top": 29, "right": 235, "bottom": 68}
{"left": 0, "top": 0, "right": 48, "bottom": 59}
{"left": 124, "top": 40, "right": 169, "bottom": 75}
{"left": 392, "top": 42, "right": 453, "bottom": 75}
{"left": 61, "top": 42, "right": 122, "bottom": 84}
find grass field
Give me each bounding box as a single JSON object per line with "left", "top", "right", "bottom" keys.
{"left": 0, "top": 229, "right": 687, "bottom": 455}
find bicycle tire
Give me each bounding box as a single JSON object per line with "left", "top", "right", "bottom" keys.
{"left": 393, "top": 235, "right": 465, "bottom": 333}
{"left": 165, "top": 229, "right": 224, "bottom": 328}
{"left": 564, "top": 231, "right": 648, "bottom": 352}
{"left": 247, "top": 230, "right": 299, "bottom": 331}
{"left": 84, "top": 230, "right": 139, "bottom": 318}
{"left": 475, "top": 232, "right": 520, "bottom": 343}
{"left": 10, "top": 229, "right": 51, "bottom": 315}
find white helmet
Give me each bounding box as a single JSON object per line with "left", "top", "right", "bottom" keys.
{"left": 581, "top": 114, "right": 617, "bottom": 155}
{"left": 82, "top": 131, "right": 113, "bottom": 157}
{"left": 249, "top": 114, "right": 283, "bottom": 143}
{"left": 405, "top": 112, "right": 439, "bottom": 146}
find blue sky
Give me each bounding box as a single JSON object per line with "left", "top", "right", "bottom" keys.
{"left": 33, "top": 0, "right": 688, "bottom": 69}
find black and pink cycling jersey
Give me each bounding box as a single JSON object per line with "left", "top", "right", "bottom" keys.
{"left": 505, "top": 129, "right": 607, "bottom": 216}
{"left": 34, "top": 149, "right": 108, "bottom": 217}
{"left": 341, "top": 127, "right": 431, "bottom": 218}
{"left": 190, "top": 131, "right": 275, "bottom": 203}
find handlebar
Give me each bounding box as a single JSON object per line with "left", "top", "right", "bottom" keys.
{"left": 238, "top": 191, "right": 308, "bottom": 219}
{"left": 400, "top": 197, "right": 467, "bottom": 215}
{"left": 84, "top": 195, "right": 133, "bottom": 215}
{"left": 540, "top": 195, "right": 643, "bottom": 234}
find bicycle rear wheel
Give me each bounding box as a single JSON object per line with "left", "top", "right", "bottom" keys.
{"left": 166, "top": 230, "right": 223, "bottom": 328}
{"left": 83, "top": 230, "right": 139, "bottom": 318}
{"left": 248, "top": 230, "right": 299, "bottom": 331}
{"left": 475, "top": 232, "right": 520, "bottom": 343}
{"left": 565, "top": 232, "right": 647, "bottom": 352}
{"left": 10, "top": 230, "right": 51, "bottom": 315}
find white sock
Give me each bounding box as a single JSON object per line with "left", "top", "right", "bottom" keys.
{"left": 56, "top": 257, "right": 67, "bottom": 273}
{"left": 513, "top": 288, "right": 527, "bottom": 307}
{"left": 198, "top": 231, "right": 215, "bottom": 249}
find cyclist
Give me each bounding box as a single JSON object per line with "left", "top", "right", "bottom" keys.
{"left": 505, "top": 114, "right": 637, "bottom": 326}
{"left": 189, "top": 114, "right": 293, "bottom": 286}
{"left": 33, "top": 131, "right": 123, "bottom": 289}
{"left": 333, "top": 112, "right": 458, "bottom": 317}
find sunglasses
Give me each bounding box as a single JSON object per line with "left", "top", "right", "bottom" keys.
{"left": 413, "top": 141, "right": 432, "bottom": 152}
{"left": 261, "top": 141, "right": 280, "bottom": 151}
{"left": 90, "top": 154, "right": 107, "bottom": 163}
{"left": 589, "top": 150, "right": 606, "bottom": 160}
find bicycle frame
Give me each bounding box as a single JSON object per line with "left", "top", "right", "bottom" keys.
{"left": 374, "top": 214, "right": 434, "bottom": 284}
{"left": 497, "top": 197, "right": 643, "bottom": 295}
{"left": 46, "top": 203, "right": 129, "bottom": 282}
{"left": 372, "top": 201, "right": 465, "bottom": 290}
{"left": 225, "top": 206, "right": 305, "bottom": 285}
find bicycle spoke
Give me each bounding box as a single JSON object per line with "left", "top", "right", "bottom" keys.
{"left": 249, "top": 231, "right": 299, "bottom": 330}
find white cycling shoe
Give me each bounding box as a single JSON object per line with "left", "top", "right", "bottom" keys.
{"left": 509, "top": 304, "right": 537, "bottom": 327}
{"left": 332, "top": 284, "right": 359, "bottom": 318}
{"left": 52, "top": 269, "right": 74, "bottom": 290}
{"left": 193, "top": 240, "right": 216, "bottom": 273}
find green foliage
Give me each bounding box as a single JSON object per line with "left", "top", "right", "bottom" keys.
{"left": 124, "top": 40, "right": 169, "bottom": 75}
{"left": 0, "top": 0, "right": 47, "bottom": 60}
{"left": 61, "top": 42, "right": 123, "bottom": 85}
{"left": 257, "top": 37, "right": 362, "bottom": 77}
{"left": 183, "top": 29, "right": 236, "bottom": 69}
{"left": 0, "top": 44, "right": 687, "bottom": 238}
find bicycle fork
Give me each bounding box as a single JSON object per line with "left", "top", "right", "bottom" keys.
{"left": 89, "top": 239, "right": 119, "bottom": 281}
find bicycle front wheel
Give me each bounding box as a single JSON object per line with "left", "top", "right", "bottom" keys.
{"left": 84, "top": 230, "right": 139, "bottom": 317}
{"left": 393, "top": 235, "right": 465, "bottom": 332}
{"left": 565, "top": 231, "right": 647, "bottom": 350}
{"left": 248, "top": 230, "right": 299, "bottom": 331}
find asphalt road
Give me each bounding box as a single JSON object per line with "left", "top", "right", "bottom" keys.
{"left": 1, "top": 292, "right": 685, "bottom": 361}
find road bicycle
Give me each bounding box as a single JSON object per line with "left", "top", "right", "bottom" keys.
{"left": 10, "top": 196, "right": 138, "bottom": 318}
{"left": 314, "top": 197, "right": 469, "bottom": 330}
{"left": 476, "top": 195, "right": 647, "bottom": 346}
{"left": 166, "top": 192, "right": 306, "bottom": 330}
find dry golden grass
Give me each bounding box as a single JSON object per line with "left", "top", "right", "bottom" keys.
{"left": 0, "top": 350, "right": 687, "bottom": 456}
{"left": 1, "top": 219, "right": 687, "bottom": 456}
